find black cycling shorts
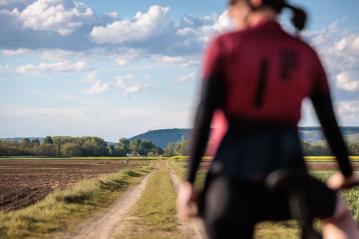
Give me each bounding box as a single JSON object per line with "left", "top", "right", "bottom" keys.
{"left": 198, "top": 171, "right": 337, "bottom": 239}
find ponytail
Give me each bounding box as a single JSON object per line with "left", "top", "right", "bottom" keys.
{"left": 243, "top": 0, "right": 308, "bottom": 32}
{"left": 284, "top": 2, "right": 307, "bottom": 32}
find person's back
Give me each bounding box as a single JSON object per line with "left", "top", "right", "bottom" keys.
{"left": 177, "top": 0, "right": 359, "bottom": 239}
{"left": 217, "top": 21, "right": 319, "bottom": 122}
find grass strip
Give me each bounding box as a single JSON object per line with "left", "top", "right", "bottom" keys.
{"left": 0, "top": 161, "right": 155, "bottom": 239}
{"left": 115, "top": 161, "right": 185, "bottom": 239}
{"left": 169, "top": 157, "right": 206, "bottom": 191}
{"left": 0, "top": 157, "right": 167, "bottom": 161}
{"left": 168, "top": 157, "right": 359, "bottom": 237}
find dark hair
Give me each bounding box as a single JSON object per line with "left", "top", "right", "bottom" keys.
{"left": 283, "top": 2, "right": 307, "bottom": 31}
{"left": 239, "top": 0, "right": 308, "bottom": 31}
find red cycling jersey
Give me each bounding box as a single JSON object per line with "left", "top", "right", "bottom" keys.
{"left": 203, "top": 20, "right": 329, "bottom": 123}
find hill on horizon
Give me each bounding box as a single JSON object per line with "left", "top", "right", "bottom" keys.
{"left": 130, "top": 127, "right": 359, "bottom": 148}
{"left": 129, "top": 129, "right": 191, "bottom": 148}
{"left": 2, "top": 127, "right": 359, "bottom": 149}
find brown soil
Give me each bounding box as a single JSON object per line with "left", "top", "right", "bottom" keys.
{"left": 0, "top": 159, "right": 147, "bottom": 212}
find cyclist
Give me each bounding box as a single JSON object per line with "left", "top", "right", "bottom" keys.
{"left": 177, "top": 0, "right": 359, "bottom": 238}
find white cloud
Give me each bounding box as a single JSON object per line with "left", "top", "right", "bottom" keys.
{"left": 40, "top": 49, "right": 81, "bottom": 61}
{"left": 17, "top": 60, "right": 89, "bottom": 73}
{"left": 90, "top": 5, "right": 171, "bottom": 44}
{"left": 105, "top": 11, "right": 118, "bottom": 19}
{"left": 114, "top": 48, "right": 142, "bottom": 66}
{"left": 114, "top": 74, "right": 145, "bottom": 94}
{"left": 81, "top": 70, "right": 98, "bottom": 83}
{"left": 336, "top": 71, "right": 359, "bottom": 91}
{"left": 334, "top": 35, "right": 359, "bottom": 55}
{"left": 84, "top": 80, "right": 108, "bottom": 95}
{"left": 305, "top": 22, "right": 359, "bottom": 96}
{"left": 0, "top": 0, "right": 22, "bottom": 5}
{"left": 0, "top": 64, "right": 10, "bottom": 71}
{"left": 2, "top": 48, "right": 29, "bottom": 56}
{"left": 81, "top": 71, "right": 108, "bottom": 95}
{"left": 177, "top": 72, "right": 196, "bottom": 83}
{"left": 0, "top": 4, "right": 233, "bottom": 56}
{"left": 176, "top": 11, "right": 234, "bottom": 44}
{"left": 152, "top": 55, "right": 200, "bottom": 67}
{"left": 3, "top": 0, "right": 95, "bottom": 36}
{"left": 337, "top": 100, "right": 359, "bottom": 125}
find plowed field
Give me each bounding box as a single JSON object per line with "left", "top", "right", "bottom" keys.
{"left": 0, "top": 159, "right": 147, "bottom": 212}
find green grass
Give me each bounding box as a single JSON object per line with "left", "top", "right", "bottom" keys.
{"left": 115, "top": 161, "right": 185, "bottom": 239}
{"left": 0, "top": 161, "right": 155, "bottom": 239}
{"left": 169, "top": 157, "right": 359, "bottom": 238}
{"left": 255, "top": 222, "right": 299, "bottom": 239}
{"left": 169, "top": 157, "right": 206, "bottom": 191}
{"left": 312, "top": 171, "right": 359, "bottom": 222}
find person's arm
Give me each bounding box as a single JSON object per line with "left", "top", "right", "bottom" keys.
{"left": 186, "top": 38, "right": 225, "bottom": 184}
{"left": 186, "top": 74, "right": 224, "bottom": 183}
{"left": 309, "top": 53, "right": 353, "bottom": 177}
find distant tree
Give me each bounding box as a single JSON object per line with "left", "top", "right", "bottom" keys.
{"left": 22, "top": 138, "right": 31, "bottom": 145}
{"left": 32, "top": 139, "right": 41, "bottom": 145}
{"left": 0, "top": 136, "right": 160, "bottom": 157}
{"left": 37, "top": 144, "right": 58, "bottom": 157}
{"left": 130, "top": 139, "right": 141, "bottom": 156}
{"left": 107, "top": 145, "right": 115, "bottom": 156}
{"left": 164, "top": 143, "right": 176, "bottom": 157}
{"left": 115, "top": 138, "right": 130, "bottom": 156}
{"left": 61, "top": 143, "right": 83, "bottom": 157}
{"left": 43, "top": 136, "right": 54, "bottom": 144}
{"left": 174, "top": 138, "right": 189, "bottom": 156}
{"left": 163, "top": 138, "right": 189, "bottom": 157}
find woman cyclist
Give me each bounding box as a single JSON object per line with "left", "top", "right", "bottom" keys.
{"left": 177, "top": 0, "right": 359, "bottom": 238}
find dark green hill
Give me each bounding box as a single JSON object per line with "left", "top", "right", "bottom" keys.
{"left": 129, "top": 129, "right": 191, "bottom": 148}
{"left": 130, "top": 127, "right": 359, "bottom": 148}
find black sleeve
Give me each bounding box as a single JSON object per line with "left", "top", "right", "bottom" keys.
{"left": 310, "top": 87, "right": 353, "bottom": 177}
{"left": 186, "top": 73, "right": 225, "bottom": 184}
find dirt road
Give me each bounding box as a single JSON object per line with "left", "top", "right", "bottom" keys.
{"left": 168, "top": 164, "right": 206, "bottom": 239}
{"left": 54, "top": 160, "right": 205, "bottom": 239}
{"left": 59, "top": 170, "right": 154, "bottom": 239}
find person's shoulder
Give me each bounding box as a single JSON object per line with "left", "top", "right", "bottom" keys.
{"left": 216, "top": 30, "right": 247, "bottom": 42}
{"left": 284, "top": 32, "right": 319, "bottom": 57}
{"left": 207, "top": 30, "right": 246, "bottom": 51}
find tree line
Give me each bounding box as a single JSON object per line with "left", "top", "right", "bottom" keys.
{"left": 0, "top": 136, "right": 162, "bottom": 157}
{"left": 1, "top": 136, "right": 358, "bottom": 157}
{"left": 163, "top": 138, "right": 359, "bottom": 157}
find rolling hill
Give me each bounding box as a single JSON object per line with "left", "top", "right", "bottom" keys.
{"left": 130, "top": 127, "right": 359, "bottom": 148}
{"left": 129, "top": 129, "right": 191, "bottom": 148}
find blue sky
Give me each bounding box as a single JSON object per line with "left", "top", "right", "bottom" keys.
{"left": 0, "top": 0, "right": 358, "bottom": 141}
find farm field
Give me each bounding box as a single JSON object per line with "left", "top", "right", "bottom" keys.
{"left": 0, "top": 157, "right": 358, "bottom": 239}
{"left": 170, "top": 157, "right": 359, "bottom": 238}
{"left": 194, "top": 157, "right": 359, "bottom": 171}
{"left": 0, "top": 158, "right": 151, "bottom": 212}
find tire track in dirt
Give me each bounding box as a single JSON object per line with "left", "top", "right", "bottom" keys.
{"left": 167, "top": 163, "right": 207, "bottom": 239}
{"left": 58, "top": 170, "right": 155, "bottom": 239}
